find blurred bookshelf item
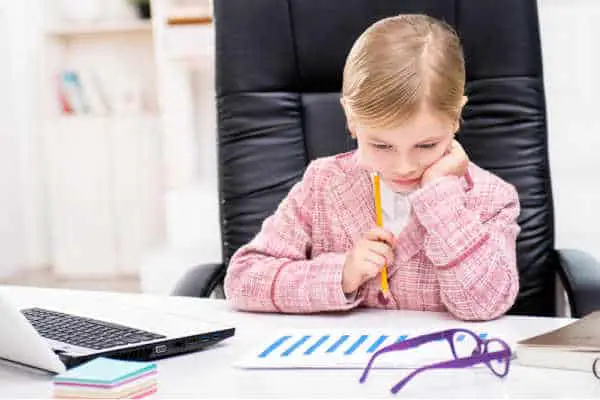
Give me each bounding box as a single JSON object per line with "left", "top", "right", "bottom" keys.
{"left": 166, "top": 0, "right": 212, "bottom": 26}
{"left": 56, "top": 69, "right": 157, "bottom": 116}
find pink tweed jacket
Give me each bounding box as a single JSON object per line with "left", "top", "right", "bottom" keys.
{"left": 224, "top": 151, "right": 521, "bottom": 321}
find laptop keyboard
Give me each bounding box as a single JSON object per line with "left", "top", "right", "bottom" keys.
{"left": 21, "top": 307, "right": 166, "bottom": 350}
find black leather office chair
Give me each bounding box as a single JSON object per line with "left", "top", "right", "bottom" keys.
{"left": 172, "top": 0, "right": 600, "bottom": 318}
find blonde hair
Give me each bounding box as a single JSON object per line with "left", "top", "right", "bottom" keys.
{"left": 342, "top": 14, "right": 465, "bottom": 129}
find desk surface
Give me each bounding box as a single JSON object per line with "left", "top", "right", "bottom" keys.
{"left": 0, "top": 285, "right": 599, "bottom": 399}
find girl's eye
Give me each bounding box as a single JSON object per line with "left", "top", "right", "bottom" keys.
{"left": 372, "top": 143, "right": 392, "bottom": 150}
{"left": 416, "top": 142, "right": 438, "bottom": 150}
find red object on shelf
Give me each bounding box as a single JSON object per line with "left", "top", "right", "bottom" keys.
{"left": 56, "top": 74, "right": 73, "bottom": 115}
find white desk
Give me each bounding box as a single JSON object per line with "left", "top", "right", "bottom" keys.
{"left": 0, "top": 285, "right": 598, "bottom": 399}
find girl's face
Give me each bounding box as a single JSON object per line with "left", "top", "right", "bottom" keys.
{"left": 352, "top": 108, "right": 458, "bottom": 193}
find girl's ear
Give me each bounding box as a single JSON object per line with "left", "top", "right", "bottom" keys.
{"left": 348, "top": 120, "right": 357, "bottom": 138}
{"left": 340, "top": 97, "right": 357, "bottom": 138}
{"left": 452, "top": 95, "right": 469, "bottom": 133}
{"left": 452, "top": 119, "right": 461, "bottom": 134}
{"left": 340, "top": 97, "right": 349, "bottom": 117}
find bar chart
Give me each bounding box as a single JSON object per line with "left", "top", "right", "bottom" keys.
{"left": 235, "top": 329, "right": 497, "bottom": 369}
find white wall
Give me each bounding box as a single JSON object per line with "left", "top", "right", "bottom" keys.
{"left": 0, "top": 5, "right": 25, "bottom": 277}
{"left": 0, "top": 1, "right": 48, "bottom": 277}
{"left": 539, "top": 0, "right": 600, "bottom": 260}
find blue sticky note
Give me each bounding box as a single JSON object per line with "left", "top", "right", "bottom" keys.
{"left": 54, "top": 357, "right": 156, "bottom": 386}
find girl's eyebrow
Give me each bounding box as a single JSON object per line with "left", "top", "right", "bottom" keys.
{"left": 367, "top": 136, "right": 393, "bottom": 144}
{"left": 415, "top": 135, "right": 445, "bottom": 144}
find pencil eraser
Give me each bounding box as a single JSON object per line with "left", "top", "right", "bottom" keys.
{"left": 377, "top": 291, "right": 390, "bottom": 305}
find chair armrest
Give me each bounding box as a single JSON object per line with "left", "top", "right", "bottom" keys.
{"left": 556, "top": 249, "right": 600, "bottom": 317}
{"left": 170, "top": 262, "right": 225, "bottom": 298}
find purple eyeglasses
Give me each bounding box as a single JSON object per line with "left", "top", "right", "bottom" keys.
{"left": 359, "top": 328, "right": 512, "bottom": 395}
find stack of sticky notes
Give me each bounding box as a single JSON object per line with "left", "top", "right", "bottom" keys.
{"left": 53, "top": 357, "right": 157, "bottom": 399}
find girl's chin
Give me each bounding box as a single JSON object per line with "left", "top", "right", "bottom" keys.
{"left": 387, "top": 180, "right": 421, "bottom": 193}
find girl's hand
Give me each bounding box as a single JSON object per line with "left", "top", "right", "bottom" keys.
{"left": 342, "top": 227, "right": 396, "bottom": 294}
{"left": 421, "top": 139, "right": 469, "bottom": 185}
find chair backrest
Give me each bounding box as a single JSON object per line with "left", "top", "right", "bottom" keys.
{"left": 214, "top": 0, "right": 557, "bottom": 316}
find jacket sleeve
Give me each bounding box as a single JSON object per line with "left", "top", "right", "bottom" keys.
{"left": 223, "top": 160, "right": 361, "bottom": 313}
{"left": 410, "top": 174, "right": 521, "bottom": 321}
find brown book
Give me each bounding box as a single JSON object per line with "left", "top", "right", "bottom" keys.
{"left": 516, "top": 311, "right": 600, "bottom": 375}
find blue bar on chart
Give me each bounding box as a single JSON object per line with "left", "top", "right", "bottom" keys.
{"left": 455, "top": 332, "right": 488, "bottom": 342}
{"left": 344, "top": 335, "right": 369, "bottom": 355}
{"left": 304, "top": 335, "right": 330, "bottom": 355}
{"left": 367, "top": 335, "right": 389, "bottom": 353}
{"left": 326, "top": 335, "right": 350, "bottom": 353}
{"left": 258, "top": 335, "right": 292, "bottom": 358}
{"left": 281, "top": 335, "right": 311, "bottom": 357}
{"left": 395, "top": 335, "right": 408, "bottom": 343}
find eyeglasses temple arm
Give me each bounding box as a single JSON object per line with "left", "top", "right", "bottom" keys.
{"left": 358, "top": 331, "right": 450, "bottom": 383}
{"left": 389, "top": 352, "right": 502, "bottom": 394}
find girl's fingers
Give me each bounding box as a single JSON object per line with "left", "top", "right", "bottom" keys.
{"left": 366, "top": 241, "right": 394, "bottom": 265}
{"left": 364, "top": 227, "right": 396, "bottom": 248}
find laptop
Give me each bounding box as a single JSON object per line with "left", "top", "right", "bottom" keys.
{"left": 0, "top": 291, "right": 235, "bottom": 374}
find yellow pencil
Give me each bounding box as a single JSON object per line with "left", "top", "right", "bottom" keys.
{"left": 372, "top": 173, "right": 390, "bottom": 304}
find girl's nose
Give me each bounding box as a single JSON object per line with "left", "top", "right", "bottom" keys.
{"left": 393, "top": 158, "right": 418, "bottom": 177}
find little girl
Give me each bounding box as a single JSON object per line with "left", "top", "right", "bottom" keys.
{"left": 223, "top": 14, "right": 520, "bottom": 321}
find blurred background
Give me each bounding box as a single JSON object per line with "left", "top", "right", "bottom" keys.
{"left": 0, "top": 0, "right": 219, "bottom": 294}
{"left": 0, "top": 0, "right": 598, "bottom": 296}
